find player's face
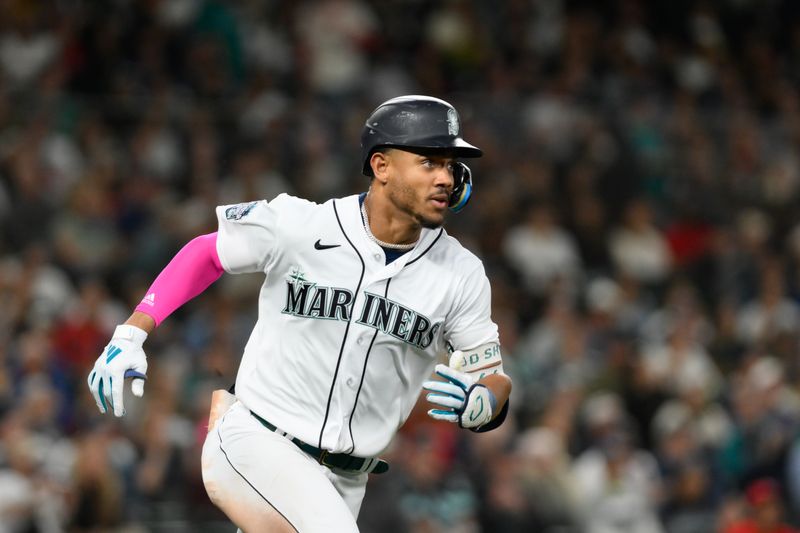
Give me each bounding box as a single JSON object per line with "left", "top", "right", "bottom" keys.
{"left": 385, "top": 149, "right": 455, "bottom": 229}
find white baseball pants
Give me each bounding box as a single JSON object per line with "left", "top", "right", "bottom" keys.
{"left": 201, "top": 399, "right": 368, "bottom": 532}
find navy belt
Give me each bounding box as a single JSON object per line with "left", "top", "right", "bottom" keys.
{"left": 250, "top": 410, "right": 389, "bottom": 475}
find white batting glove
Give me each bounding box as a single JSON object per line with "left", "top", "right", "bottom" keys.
{"left": 423, "top": 364, "right": 496, "bottom": 429}
{"left": 87, "top": 325, "right": 148, "bottom": 417}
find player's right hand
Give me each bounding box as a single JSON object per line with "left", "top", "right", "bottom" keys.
{"left": 87, "top": 324, "right": 149, "bottom": 417}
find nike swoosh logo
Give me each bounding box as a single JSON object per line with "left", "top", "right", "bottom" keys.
{"left": 314, "top": 239, "right": 340, "bottom": 250}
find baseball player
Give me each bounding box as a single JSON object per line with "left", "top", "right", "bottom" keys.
{"left": 88, "top": 95, "right": 512, "bottom": 532}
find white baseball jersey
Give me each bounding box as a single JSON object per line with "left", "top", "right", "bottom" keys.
{"left": 215, "top": 193, "right": 499, "bottom": 458}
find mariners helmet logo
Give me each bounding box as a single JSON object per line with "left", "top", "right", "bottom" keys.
{"left": 447, "top": 108, "right": 459, "bottom": 136}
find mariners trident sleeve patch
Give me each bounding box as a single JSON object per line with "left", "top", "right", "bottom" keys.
{"left": 225, "top": 201, "right": 258, "bottom": 221}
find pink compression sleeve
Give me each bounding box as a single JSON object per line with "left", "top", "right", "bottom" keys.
{"left": 134, "top": 232, "right": 224, "bottom": 326}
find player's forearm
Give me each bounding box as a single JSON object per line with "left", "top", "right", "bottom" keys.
{"left": 125, "top": 311, "right": 156, "bottom": 334}
{"left": 132, "top": 232, "right": 224, "bottom": 328}
{"left": 478, "top": 372, "right": 512, "bottom": 418}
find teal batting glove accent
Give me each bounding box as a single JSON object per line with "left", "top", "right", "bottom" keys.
{"left": 98, "top": 379, "right": 106, "bottom": 412}
{"left": 467, "top": 395, "right": 484, "bottom": 422}
{"left": 434, "top": 364, "right": 471, "bottom": 391}
{"left": 106, "top": 345, "right": 122, "bottom": 363}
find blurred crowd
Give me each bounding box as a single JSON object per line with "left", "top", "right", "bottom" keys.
{"left": 2, "top": 0, "right": 800, "bottom": 531}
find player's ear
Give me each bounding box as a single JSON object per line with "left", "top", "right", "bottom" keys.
{"left": 370, "top": 150, "right": 391, "bottom": 185}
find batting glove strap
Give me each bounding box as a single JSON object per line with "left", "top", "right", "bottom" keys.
{"left": 457, "top": 383, "right": 496, "bottom": 430}
{"left": 112, "top": 324, "right": 148, "bottom": 345}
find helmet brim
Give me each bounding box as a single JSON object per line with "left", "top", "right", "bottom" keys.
{"left": 361, "top": 140, "right": 483, "bottom": 176}
{"left": 396, "top": 137, "right": 483, "bottom": 159}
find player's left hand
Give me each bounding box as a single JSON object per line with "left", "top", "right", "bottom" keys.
{"left": 423, "top": 364, "right": 496, "bottom": 429}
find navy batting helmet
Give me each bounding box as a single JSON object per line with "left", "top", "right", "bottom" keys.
{"left": 360, "top": 95, "right": 482, "bottom": 212}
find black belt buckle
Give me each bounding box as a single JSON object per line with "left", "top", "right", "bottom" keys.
{"left": 318, "top": 449, "right": 335, "bottom": 468}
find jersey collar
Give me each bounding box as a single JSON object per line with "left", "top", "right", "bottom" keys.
{"left": 334, "top": 194, "right": 444, "bottom": 281}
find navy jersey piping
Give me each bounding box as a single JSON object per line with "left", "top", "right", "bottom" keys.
{"left": 318, "top": 200, "right": 366, "bottom": 449}
{"left": 407, "top": 228, "right": 444, "bottom": 265}
{"left": 345, "top": 277, "right": 391, "bottom": 454}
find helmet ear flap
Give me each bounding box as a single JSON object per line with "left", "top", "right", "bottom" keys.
{"left": 449, "top": 162, "right": 472, "bottom": 213}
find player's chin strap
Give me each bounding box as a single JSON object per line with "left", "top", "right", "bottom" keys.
{"left": 448, "top": 162, "right": 472, "bottom": 213}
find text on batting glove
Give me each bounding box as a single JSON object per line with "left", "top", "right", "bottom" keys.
{"left": 87, "top": 324, "right": 149, "bottom": 417}
{"left": 422, "top": 363, "right": 496, "bottom": 429}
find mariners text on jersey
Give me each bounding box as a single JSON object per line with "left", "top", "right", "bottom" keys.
{"left": 283, "top": 279, "right": 441, "bottom": 349}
